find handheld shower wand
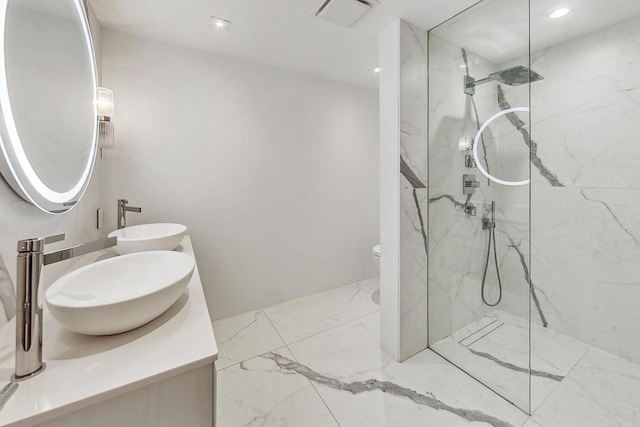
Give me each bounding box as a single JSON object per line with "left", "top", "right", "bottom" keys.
{"left": 481, "top": 201, "right": 502, "bottom": 306}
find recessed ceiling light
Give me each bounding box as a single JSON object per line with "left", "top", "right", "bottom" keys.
{"left": 550, "top": 8, "right": 571, "bottom": 19}
{"left": 210, "top": 16, "right": 231, "bottom": 31}
{"left": 373, "top": 66, "right": 381, "bottom": 73}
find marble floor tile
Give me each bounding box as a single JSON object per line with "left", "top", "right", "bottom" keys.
{"left": 288, "top": 313, "right": 529, "bottom": 427}
{"left": 263, "top": 277, "right": 379, "bottom": 344}
{"left": 212, "top": 280, "right": 640, "bottom": 427}
{"left": 431, "top": 310, "right": 589, "bottom": 412}
{"left": 527, "top": 348, "right": 640, "bottom": 427}
{"left": 216, "top": 346, "right": 339, "bottom": 427}
{"left": 212, "top": 309, "right": 284, "bottom": 370}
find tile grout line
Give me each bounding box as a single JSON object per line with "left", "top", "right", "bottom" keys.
{"left": 429, "top": 348, "right": 531, "bottom": 416}
{"left": 212, "top": 309, "right": 287, "bottom": 372}
{"left": 280, "top": 308, "right": 381, "bottom": 348}
{"left": 260, "top": 308, "right": 288, "bottom": 352}
{"left": 528, "top": 347, "right": 593, "bottom": 419}
{"left": 262, "top": 307, "right": 343, "bottom": 427}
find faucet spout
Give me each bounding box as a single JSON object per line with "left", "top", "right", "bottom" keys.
{"left": 13, "top": 234, "right": 117, "bottom": 381}
{"left": 44, "top": 236, "right": 117, "bottom": 265}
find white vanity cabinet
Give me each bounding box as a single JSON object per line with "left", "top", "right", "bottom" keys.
{"left": 0, "top": 236, "right": 218, "bottom": 427}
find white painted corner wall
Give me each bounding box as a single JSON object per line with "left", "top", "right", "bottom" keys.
{"left": 100, "top": 30, "right": 380, "bottom": 320}
{"left": 379, "top": 20, "right": 401, "bottom": 362}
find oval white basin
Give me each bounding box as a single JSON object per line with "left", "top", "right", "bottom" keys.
{"left": 108, "top": 223, "right": 186, "bottom": 255}
{"left": 45, "top": 251, "right": 195, "bottom": 335}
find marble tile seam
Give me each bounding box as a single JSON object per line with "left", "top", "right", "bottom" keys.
{"left": 276, "top": 309, "right": 381, "bottom": 348}
{"left": 255, "top": 313, "right": 344, "bottom": 426}
{"left": 261, "top": 308, "right": 290, "bottom": 353}
{"left": 526, "top": 348, "right": 593, "bottom": 421}
{"left": 216, "top": 310, "right": 263, "bottom": 345}
{"left": 303, "top": 365, "right": 343, "bottom": 427}
{"left": 429, "top": 348, "right": 532, "bottom": 417}
{"left": 213, "top": 309, "right": 286, "bottom": 372}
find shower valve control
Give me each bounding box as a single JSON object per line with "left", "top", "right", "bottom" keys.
{"left": 482, "top": 219, "right": 496, "bottom": 230}
{"left": 464, "top": 203, "right": 477, "bottom": 216}
{"left": 463, "top": 174, "right": 480, "bottom": 195}
{"left": 465, "top": 155, "right": 476, "bottom": 168}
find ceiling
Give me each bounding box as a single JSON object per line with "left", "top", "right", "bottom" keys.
{"left": 432, "top": 0, "right": 640, "bottom": 64}
{"left": 89, "top": 0, "right": 640, "bottom": 90}
{"left": 88, "top": 0, "right": 478, "bottom": 90}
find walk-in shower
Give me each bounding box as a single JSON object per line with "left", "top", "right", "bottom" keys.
{"left": 427, "top": 0, "right": 640, "bottom": 416}
{"left": 464, "top": 65, "right": 544, "bottom": 95}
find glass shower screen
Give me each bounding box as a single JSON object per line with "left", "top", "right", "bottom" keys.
{"left": 427, "top": 0, "right": 533, "bottom": 413}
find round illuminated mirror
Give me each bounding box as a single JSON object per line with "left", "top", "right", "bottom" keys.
{"left": 0, "top": 0, "right": 98, "bottom": 214}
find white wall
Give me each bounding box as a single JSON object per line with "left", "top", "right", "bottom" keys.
{"left": 378, "top": 21, "right": 401, "bottom": 361}
{"left": 101, "top": 30, "right": 380, "bottom": 320}
{"left": 0, "top": 3, "right": 103, "bottom": 327}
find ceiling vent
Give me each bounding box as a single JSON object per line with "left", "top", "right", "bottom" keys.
{"left": 313, "top": 0, "right": 378, "bottom": 28}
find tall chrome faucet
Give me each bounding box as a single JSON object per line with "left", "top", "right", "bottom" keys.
{"left": 117, "top": 199, "right": 142, "bottom": 229}
{"left": 13, "top": 233, "right": 117, "bottom": 381}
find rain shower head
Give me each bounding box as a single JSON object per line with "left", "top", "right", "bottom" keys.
{"left": 464, "top": 65, "right": 544, "bottom": 95}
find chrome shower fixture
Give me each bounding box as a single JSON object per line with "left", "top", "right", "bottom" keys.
{"left": 464, "top": 65, "right": 544, "bottom": 95}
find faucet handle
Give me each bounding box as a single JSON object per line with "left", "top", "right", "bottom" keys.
{"left": 17, "top": 233, "right": 66, "bottom": 253}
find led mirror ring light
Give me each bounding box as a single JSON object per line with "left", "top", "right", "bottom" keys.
{"left": 0, "top": 0, "right": 98, "bottom": 213}
{"left": 472, "top": 107, "right": 530, "bottom": 186}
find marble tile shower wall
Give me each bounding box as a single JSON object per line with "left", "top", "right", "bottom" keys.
{"left": 398, "top": 22, "right": 428, "bottom": 359}
{"left": 496, "top": 17, "right": 640, "bottom": 363}
{"left": 427, "top": 34, "right": 503, "bottom": 344}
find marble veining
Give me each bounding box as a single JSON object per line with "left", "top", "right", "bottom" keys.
{"left": 400, "top": 156, "right": 425, "bottom": 189}
{"left": 527, "top": 348, "right": 640, "bottom": 427}
{"left": 504, "top": 234, "right": 548, "bottom": 327}
{"left": 212, "top": 309, "right": 285, "bottom": 370}
{"left": 580, "top": 190, "right": 639, "bottom": 245}
{"left": 263, "top": 351, "right": 518, "bottom": 427}
{"left": 398, "top": 21, "right": 429, "bottom": 360}
{"left": 467, "top": 347, "right": 564, "bottom": 382}
{"left": 491, "top": 16, "right": 640, "bottom": 364}
{"left": 401, "top": 156, "right": 428, "bottom": 257}
{"left": 497, "top": 86, "right": 563, "bottom": 187}
{"left": 217, "top": 347, "right": 338, "bottom": 427}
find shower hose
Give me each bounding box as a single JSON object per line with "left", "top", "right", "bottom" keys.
{"left": 481, "top": 217, "right": 502, "bottom": 307}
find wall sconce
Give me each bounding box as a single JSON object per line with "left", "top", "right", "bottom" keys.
{"left": 97, "top": 87, "right": 114, "bottom": 150}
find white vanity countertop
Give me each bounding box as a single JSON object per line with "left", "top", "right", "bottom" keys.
{"left": 0, "top": 235, "right": 218, "bottom": 426}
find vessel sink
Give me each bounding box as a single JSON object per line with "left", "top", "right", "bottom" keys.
{"left": 45, "top": 251, "right": 195, "bottom": 335}
{"left": 108, "top": 223, "right": 186, "bottom": 255}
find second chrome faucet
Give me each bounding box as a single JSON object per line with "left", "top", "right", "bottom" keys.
{"left": 117, "top": 199, "right": 142, "bottom": 229}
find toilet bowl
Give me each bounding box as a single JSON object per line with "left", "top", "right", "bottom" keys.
{"left": 372, "top": 244, "right": 380, "bottom": 270}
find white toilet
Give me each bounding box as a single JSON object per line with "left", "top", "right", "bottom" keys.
{"left": 372, "top": 244, "right": 380, "bottom": 270}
